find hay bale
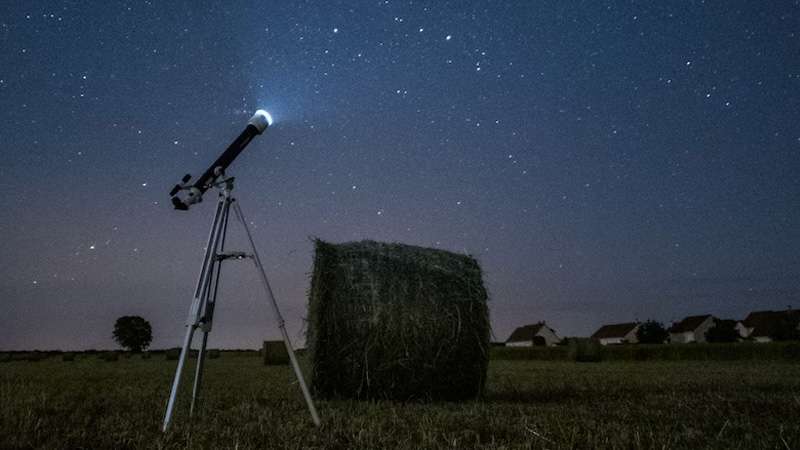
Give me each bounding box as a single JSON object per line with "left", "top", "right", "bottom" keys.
{"left": 307, "top": 239, "right": 490, "bottom": 400}
{"left": 62, "top": 352, "right": 76, "bottom": 362}
{"left": 567, "top": 338, "right": 604, "bottom": 362}
{"left": 263, "top": 341, "right": 289, "bottom": 365}
{"left": 100, "top": 352, "right": 119, "bottom": 362}
{"left": 25, "top": 352, "right": 47, "bottom": 362}
{"left": 165, "top": 348, "right": 180, "bottom": 360}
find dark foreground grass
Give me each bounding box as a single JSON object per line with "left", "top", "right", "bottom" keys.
{"left": 1, "top": 355, "right": 798, "bottom": 449}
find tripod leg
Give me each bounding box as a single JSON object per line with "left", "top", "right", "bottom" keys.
{"left": 163, "top": 197, "right": 227, "bottom": 432}
{"left": 190, "top": 330, "right": 209, "bottom": 418}
{"left": 190, "top": 201, "right": 230, "bottom": 418}
{"left": 163, "top": 325, "right": 196, "bottom": 432}
{"left": 232, "top": 201, "right": 321, "bottom": 426}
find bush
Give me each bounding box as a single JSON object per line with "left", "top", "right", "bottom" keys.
{"left": 491, "top": 346, "right": 569, "bottom": 361}
{"left": 307, "top": 239, "right": 490, "bottom": 400}
{"left": 706, "top": 320, "right": 740, "bottom": 343}
{"left": 636, "top": 320, "right": 668, "bottom": 344}
{"left": 489, "top": 342, "right": 800, "bottom": 362}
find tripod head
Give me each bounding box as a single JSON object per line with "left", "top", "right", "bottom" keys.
{"left": 170, "top": 110, "right": 273, "bottom": 210}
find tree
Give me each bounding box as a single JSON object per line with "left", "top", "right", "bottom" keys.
{"left": 636, "top": 320, "right": 668, "bottom": 344}
{"left": 705, "top": 320, "right": 740, "bottom": 343}
{"left": 113, "top": 316, "right": 152, "bottom": 352}
{"left": 770, "top": 314, "right": 800, "bottom": 342}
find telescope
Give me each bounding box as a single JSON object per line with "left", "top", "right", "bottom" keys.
{"left": 169, "top": 109, "right": 273, "bottom": 210}
{"left": 162, "top": 107, "right": 320, "bottom": 431}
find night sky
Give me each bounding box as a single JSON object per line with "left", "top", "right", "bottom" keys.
{"left": 1, "top": 1, "right": 798, "bottom": 351}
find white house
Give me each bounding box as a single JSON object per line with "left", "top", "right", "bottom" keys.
{"left": 739, "top": 309, "right": 800, "bottom": 342}
{"left": 591, "top": 322, "right": 640, "bottom": 345}
{"left": 668, "top": 314, "right": 715, "bottom": 343}
{"left": 506, "top": 322, "right": 560, "bottom": 347}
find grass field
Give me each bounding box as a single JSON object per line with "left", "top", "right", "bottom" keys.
{"left": 1, "top": 354, "right": 799, "bottom": 449}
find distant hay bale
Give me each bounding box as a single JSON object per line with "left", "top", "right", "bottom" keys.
{"left": 62, "top": 352, "right": 76, "bottom": 362}
{"left": 100, "top": 352, "right": 119, "bottom": 362}
{"left": 307, "top": 239, "right": 490, "bottom": 400}
{"left": 263, "top": 341, "right": 289, "bottom": 365}
{"left": 25, "top": 352, "right": 47, "bottom": 362}
{"left": 165, "top": 348, "right": 180, "bottom": 360}
{"left": 567, "top": 338, "right": 604, "bottom": 362}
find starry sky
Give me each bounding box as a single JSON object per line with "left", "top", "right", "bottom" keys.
{"left": 1, "top": 1, "right": 799, "bottom": 351}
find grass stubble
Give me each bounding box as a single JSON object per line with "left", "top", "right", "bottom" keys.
{"left": 0, "top": 355, "right": 798, "bottom": 449}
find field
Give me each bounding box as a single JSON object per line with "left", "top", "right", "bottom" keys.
{"left": 1, "top": 353, "right": 799, "bottom": 449}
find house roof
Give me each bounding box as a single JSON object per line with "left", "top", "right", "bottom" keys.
{"left": 743, "top": 310, "right": 800, "bottom": 337}
{"left": 506, "top": 323, "right": 551, "bottom": 342}
{"left": 591, "top": 322, "right": 639, "bottom": 339}
{"left": 669, "top": 315, "right": 713, "bottom": 333}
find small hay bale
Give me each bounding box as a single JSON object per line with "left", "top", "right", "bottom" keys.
{"left": 62, "top": 352, "right": 76, "bottom": 362}
{"left": 263, "top": 341, "right": 289, "bottom": 365}
{"left": 165, "top": 348, "right": 180, "bottom": 360}
{"left": 307, "top": 239, "right": 490, "bottom": 400}
{"left": 100, "top": 352, "right": 119, "bottom": 362}
{"left": 568, "top": 338, "right": 604, "bottom": 362}
{"left": 25, "top": 352, "right": 46, "bottom": 362}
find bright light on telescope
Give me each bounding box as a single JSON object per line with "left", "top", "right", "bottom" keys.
{"left": 248, "top": 109, "right": 273, "bottom": 134}
{"left": 261, "top": 110, "right": 274, "bottom": 126}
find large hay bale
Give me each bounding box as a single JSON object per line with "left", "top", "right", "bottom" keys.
{"left": 307, "top": 239, "right": 490, "bottom": 400}
{"left": 263, "top": 341, "right": 289, "bottom": 365}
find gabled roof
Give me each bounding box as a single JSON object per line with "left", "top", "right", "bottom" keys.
{"left": 743, "top": 310, "right": 800, "bottom": 337}
{"left": 591, "top": 322, "right": 639, "bottom": 339}
{"left": 669, "top": 315, "right": 713, "bottom": 333}
{"left": 507, "top": 323, "right": 550, "bottom": 342}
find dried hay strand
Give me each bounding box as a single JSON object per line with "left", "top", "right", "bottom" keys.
{"left": 306, "top": 239, "right": 490, "bottom": 401}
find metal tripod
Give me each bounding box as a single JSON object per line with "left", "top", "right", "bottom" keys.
{"left": 162, "top": 175, "right": 320, "bottom": 432}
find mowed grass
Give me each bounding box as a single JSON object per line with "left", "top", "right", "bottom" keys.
{"left": 1, "top": 355, "right": 799, "bottom": 449}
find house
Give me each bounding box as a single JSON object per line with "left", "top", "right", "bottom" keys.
{"left": 668, "top": 314, "right": 716, "bottom": 343}
{"left": 739, "top": 309, "right": 800, "bottom": 342}
{"left": 506, "top": 322, "right": 560, "bottom": 347}
{"left": 591, "top": 322, "right": 640, "bottom": 345}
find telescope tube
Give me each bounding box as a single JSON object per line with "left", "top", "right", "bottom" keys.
{"left": 171, "top": 110, "right": 272, "bottom": 210}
